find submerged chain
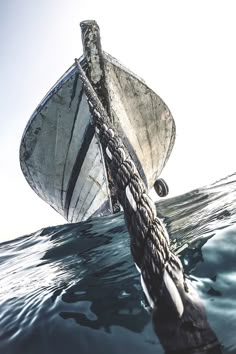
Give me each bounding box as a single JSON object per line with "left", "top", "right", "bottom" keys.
{"left": 75, "top": 59, "right": 185, "bottom": 312}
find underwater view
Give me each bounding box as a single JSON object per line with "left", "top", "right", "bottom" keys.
{"left": 0, "top": 173, "right": 236, "bottom": 354}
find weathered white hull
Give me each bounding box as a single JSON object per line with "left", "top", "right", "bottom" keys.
{"left": 105, "top": 53, "right": 175, "bottom": 189}
{"left": 20, "top": 54, "right": 175, "bottom": 223}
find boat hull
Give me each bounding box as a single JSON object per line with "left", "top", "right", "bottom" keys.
{"left": 20, "top": 55, "right": 175, "bottom": 222}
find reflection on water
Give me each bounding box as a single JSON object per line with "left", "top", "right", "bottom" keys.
{"left": 0, "top": 173, "right": 236, "bottom": 353}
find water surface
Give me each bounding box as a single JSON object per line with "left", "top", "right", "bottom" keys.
{"left": 0, "top": 174, "right": 236, "bottom": 353}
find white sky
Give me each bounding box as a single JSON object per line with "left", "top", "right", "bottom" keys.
{"left": 1, "top": 0, "right": 236, "bottom": 241}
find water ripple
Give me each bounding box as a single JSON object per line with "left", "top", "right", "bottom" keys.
{"left": 1, "top": 173, "right": 236, "bottom": 353}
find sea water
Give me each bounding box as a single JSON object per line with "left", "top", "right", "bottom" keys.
{"left": 0, "top": 174, "right": 236, "bottom": 354}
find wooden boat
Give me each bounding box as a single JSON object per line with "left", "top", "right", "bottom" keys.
{"left": 19, "top": 21, "right": 176, "bottom": 223}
